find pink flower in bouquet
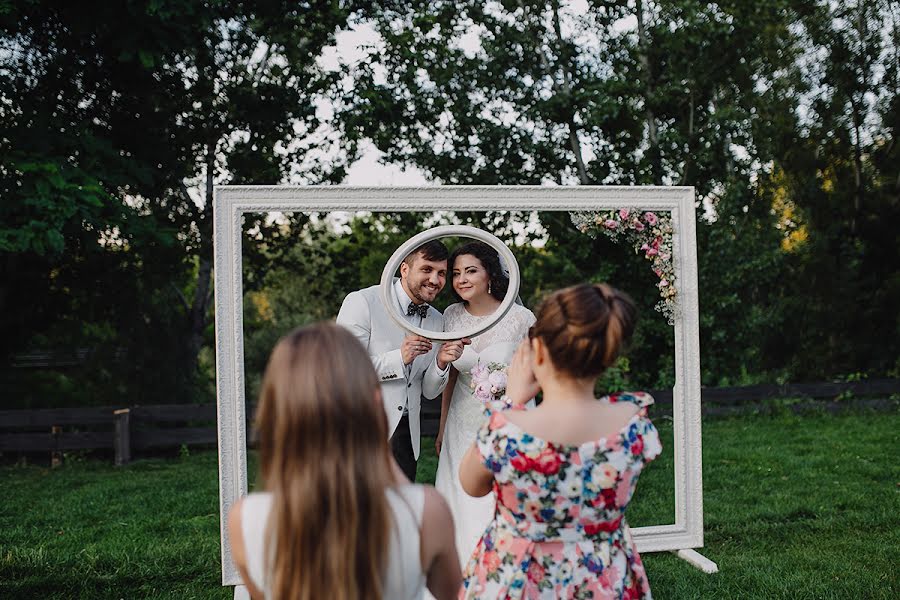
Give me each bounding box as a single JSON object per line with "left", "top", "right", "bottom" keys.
{"left": 470, "top": 361, "right": 509, "bottom": 404}
{"left": 474, "top": 382, "right": 493, "bottom": 402}
{"left": 658, "top": 279, "right": 669, "bottom": 288}
{"left": 641, "top": 242, "right": 658, "bottom": 257}
{"left": 471, "top": 362, "right": 488, "bottom": 380}
{"left": 618, "top": 208, "right": 630, "bottom": 220}
{"left": 603, "top": 219, "right": 618, "bottom": 230}
{"left": 644, "top": 211, "right": 659, "bottom": 225}
{"left": 488, "top": 370, "right": 507, "bottom": 394}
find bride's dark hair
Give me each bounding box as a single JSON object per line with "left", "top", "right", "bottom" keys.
{"left": 448, "top": 241, "right": 509, "bottom": 303}
{"left": 529, "top": 283, "right": 637, "bottom": 379}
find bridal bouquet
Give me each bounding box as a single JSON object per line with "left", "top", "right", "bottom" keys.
{"left": 470, "top": 361, "right": 508, "bottom": 405}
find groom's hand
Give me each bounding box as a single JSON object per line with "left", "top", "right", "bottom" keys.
{"left": 437, "top": 338, "right": 471, "bottom": 370}
{"left": 401, "top": 335, "right": 433, "bottom": 365}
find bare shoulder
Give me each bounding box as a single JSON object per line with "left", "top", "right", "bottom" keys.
{"left": 422, "top": 485, "right": 452, "bottom": 523}
{"left": 419, "top": 484, "right": 455, "bottom": 568}
{"left": 227, "top": 497, "right": 246, "bottom": 563}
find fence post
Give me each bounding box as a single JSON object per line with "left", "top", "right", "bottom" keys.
{"left": 50, "top": 425, "right": 62, "bottom": 468}
{"left": 114, "top": 409, "right": 131, "bottom": 466}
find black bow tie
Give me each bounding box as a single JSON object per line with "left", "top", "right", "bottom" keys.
{"left": 407, "top": 302, "right": 429, "bottom": 318}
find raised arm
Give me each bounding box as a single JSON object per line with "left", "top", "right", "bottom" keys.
{"left": 459, "top": 443, "right": 494, "bottom": 497}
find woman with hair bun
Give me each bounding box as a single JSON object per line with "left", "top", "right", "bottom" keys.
{"left": 458, "top": 283, "right": 661, "bottom": 599}
{"left": 228, "top": 323, "right": 462, "bottom": 600}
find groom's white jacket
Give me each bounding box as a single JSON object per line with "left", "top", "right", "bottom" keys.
{"left": 336, "top": 282, "right": 449, "bottom": 459}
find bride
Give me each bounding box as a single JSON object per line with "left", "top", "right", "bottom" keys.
{"left": 434, "top": 241, "right": 535, "bottom": 567}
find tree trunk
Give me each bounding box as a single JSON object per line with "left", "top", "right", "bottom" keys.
{"left": 183, "top": 141, "right": 216, "bottom": 387}
{"left": 680, "top": 88, "right": 695, "bottom": 185}
{"left": 550, "top": 0, "right": 591, "bottom": 184}
{"left": 636, "top": 0, "right": 662, "bottom": 184}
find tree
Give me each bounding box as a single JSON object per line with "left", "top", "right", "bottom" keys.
{"left": 1, "top": 1, "right": 365, "bottom": 404}
{"left": 344, "top": 0, "right": 814, "bottom": 384}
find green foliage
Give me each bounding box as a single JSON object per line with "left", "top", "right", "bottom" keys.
{"left": 2, "top": 0, "right": 898, "bottom": 406}
{"left": 0, "top": 0, "right": 363, "bottom": 405}
{"left": 345, "top": 0, "right": 900, "bottom": 384}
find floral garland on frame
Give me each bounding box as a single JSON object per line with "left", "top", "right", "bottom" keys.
{"left": 570, "top": 209, "right": 677, "bottom": 325}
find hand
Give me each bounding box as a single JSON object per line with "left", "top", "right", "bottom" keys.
{"left": 437, "top": 338, "right": 471, "bottom": 370}
{"left": 506, "top": 340, "right": 540, "bottom": 406}
{"left": 401, "top": 335, "right": 433, "bottom": 365}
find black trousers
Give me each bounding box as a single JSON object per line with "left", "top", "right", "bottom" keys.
{"left": 390, "top": 414, "right": 417, "bottom": 482}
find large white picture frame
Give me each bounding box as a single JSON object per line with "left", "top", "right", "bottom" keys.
{"left": 213, "top": 185, "right": 715, "bottom": 590}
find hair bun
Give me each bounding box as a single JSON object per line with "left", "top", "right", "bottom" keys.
{"left": 531, "top": 283, "right": 637, "bottom": 379}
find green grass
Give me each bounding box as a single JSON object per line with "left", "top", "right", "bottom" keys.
{"left": 2, "top": 413, "right": 897, "bottom": 598}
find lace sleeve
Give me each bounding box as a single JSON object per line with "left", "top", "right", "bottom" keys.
{"left": 443, "top": 302, "right": 463, "bottom": 332}
{"left": 503, "top": 305, "right": 536, "bottom": 344}
{"left": 518, "top": 306, "right": 536, "bottom": 340}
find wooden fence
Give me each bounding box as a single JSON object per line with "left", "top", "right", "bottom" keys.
{"left": 0, "top": 403, "right": 219, "bottom": 466}
{"left": 2, "top": 378, "right": 897, "bottom": 465}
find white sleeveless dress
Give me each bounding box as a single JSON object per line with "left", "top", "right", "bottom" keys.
{"left": 434, "top": 302, "right": 535, "bottom": 566}
{"left": 239, "top": 484, "right": 426, "bottom": 599}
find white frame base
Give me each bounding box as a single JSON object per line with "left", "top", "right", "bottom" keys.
{"left": 674, "top": 548, "right": 719, "bottom": 573}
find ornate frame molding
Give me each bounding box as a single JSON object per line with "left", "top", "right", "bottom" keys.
{"left": 213, "top": 185, "right": 712, "bottom": 588}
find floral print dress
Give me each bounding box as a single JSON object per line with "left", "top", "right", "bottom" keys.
{"left": 460, "top": 392, "right": 662, "bottom": 600}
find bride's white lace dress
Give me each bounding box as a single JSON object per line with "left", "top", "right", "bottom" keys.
{"left": 435, "top": 302, "right": 535, "bottom": 566}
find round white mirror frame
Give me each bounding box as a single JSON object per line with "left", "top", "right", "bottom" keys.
{"left": 379, "top": 225, "right": 521, "bottom": 342}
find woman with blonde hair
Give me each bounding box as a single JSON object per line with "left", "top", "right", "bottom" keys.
{"left": 228, "top": 322, "right": 461, "bottom": 600}
{"left": 458, "top": 283, "right": 661, "bottom": 599}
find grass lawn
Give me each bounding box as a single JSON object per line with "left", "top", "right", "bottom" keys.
{"left": 2, "top": 412, "right": 897, "bottom": 599}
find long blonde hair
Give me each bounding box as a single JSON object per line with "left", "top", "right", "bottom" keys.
{"left": 254, "top": 322, "right": 394, "bottom": 600}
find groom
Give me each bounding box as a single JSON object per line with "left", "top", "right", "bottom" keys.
{"left": 336, "top": 240, "right": 467, "bottom": 481}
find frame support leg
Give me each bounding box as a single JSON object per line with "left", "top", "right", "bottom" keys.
{"left": 672, "top": 548, "right": 718, "bottom": 573}
{"left": 233, "top": 585, "right": 250, "bottom": 600}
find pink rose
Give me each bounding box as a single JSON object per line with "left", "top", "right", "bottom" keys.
{"left": 533, "top": 447, "right": 562, "bottom": 475}
{"left": 603, "top": 219, "right": 618, "bottom": 230}
{"left": 641, "top": 243, "right": 658, "bottom": 257}
{"left": 527, "top": 560, "right": 545, "bottom": 583}
{"left": 488, "top": 370, "right": 507, "bottom": 390}
{"left": 510, "top": 453, "right": 532, "bottom": 472}
{"left": 484, "top": 550, "right": 501, "bottom": 571}
{"left": 631, "top": 436, "right": 644, "bottom": 455}
{"left": 618, "top": 208, "right": 630, "bottom": 219}
{"left": 644, "top": 211, "right": 659, "bottom": 225}
{"left": 631, "top": 219, "right": 645, "bottom": 232}
{"left": 474, "top": 382, "right": 493, "bottom": 401}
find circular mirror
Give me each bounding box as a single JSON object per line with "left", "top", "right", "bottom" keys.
{"left": 379, "top": 225, "right": 521, "bottom": 341}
